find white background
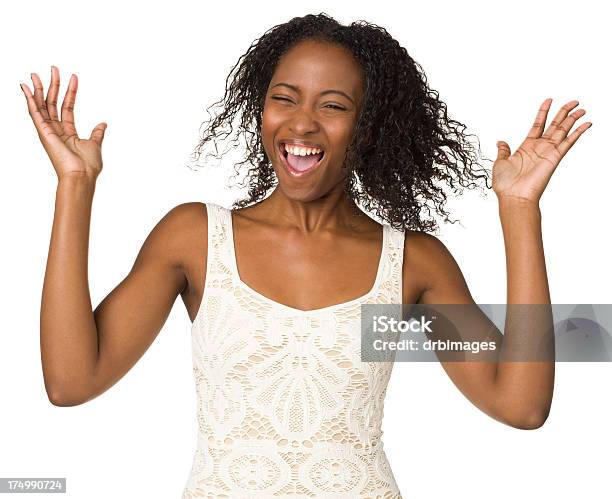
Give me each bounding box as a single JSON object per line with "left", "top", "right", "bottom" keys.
{"left": 2, "top": 0, "right": 610, "bottom": 497}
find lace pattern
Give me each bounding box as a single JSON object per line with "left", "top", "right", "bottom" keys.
{"left": 182, "top": 203, "right": 405, "bottom": 498}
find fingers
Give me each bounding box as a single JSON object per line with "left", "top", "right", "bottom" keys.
{"left": 31, "top": 73, "right": 50, "bottom": 120}
{"left": 20, "top": 82, "right": 65, "bottom": 150}
{"left": 557, "top": 120, "right": 592, "bottom": 158}
{"left": 541, "top": 99, "right": 579, "bottom": 139}
{"left": 46, "top": 66, "right": 61, "bottom": 121}
{"left": 89, "top": 122, "right": 108, "bottom": 147}
{"left": 60, "top": 74, "right": 78, "bottom": 137}
{"left": 496, "top": 140, "right": 511, "bottom": 161}
{"left": 20, "top": 82, "right": 48, "bottom": 131}
{"left": 22, "top": 68, "right": 105, "bottom": 151}
{"left": 526, "top": 98, "right": 553, "bottom": 138}
{"left": 550, "top": 108, "right": 586, "bottom": 144}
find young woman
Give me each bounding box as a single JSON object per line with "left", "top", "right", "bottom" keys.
{"left": 21, "top": 13, "right": 591, "bottom": 499}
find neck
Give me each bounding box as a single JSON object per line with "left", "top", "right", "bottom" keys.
{"left": 249, "top": 185, "right": 366, "bottom": 233}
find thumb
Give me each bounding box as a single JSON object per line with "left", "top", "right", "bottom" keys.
{"left": 496, "top": 140, "right": 511, "bottom": 161}
{"left": 90, "top": 122, "right": 107, "bottom": 146}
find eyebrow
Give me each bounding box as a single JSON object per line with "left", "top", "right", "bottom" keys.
{"left": 271, "top": 82, "right": 355, "bottom": 104}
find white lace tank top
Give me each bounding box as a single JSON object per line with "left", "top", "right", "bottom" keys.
{"left": 182, "top": 202, "right": 405, "bottom": 498}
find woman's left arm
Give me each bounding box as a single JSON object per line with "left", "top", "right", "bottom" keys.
{"left": 493, "top": 98, "right": 591, "bottom": 426}
{"left": 411, "top": 98, "right": 591, "bottom": 429}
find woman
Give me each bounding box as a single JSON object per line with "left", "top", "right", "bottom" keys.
{"left": 21, "top": 13, "right": 591, "bottom": 499}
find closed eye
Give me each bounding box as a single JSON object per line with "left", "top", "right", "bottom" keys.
{"left": 271, "top": 96, "right": 293, "bottom": 103}
{"left": 271, "top": 96, "right": 345, "bottom": 110}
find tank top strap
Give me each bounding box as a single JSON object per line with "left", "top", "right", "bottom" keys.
{"left": 381, "top": 224, "right": 406, "bottom": 304}
{"left": 205, "top": 202, "right": 405, "bottom": 305}
{"left": 204, "top": 202, "right": 234, "bottom": 282}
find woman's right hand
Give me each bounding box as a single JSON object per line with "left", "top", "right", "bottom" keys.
{"left": 20, "top": 66, "right": 107, "bottom": 181}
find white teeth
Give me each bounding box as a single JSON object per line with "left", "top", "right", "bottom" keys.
{"left": 285, "top": 144, "right": 322, "bottom": 156}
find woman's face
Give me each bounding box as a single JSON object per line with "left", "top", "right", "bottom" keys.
{"left": 261, "top": 39, "right": 365, "bottom": 202}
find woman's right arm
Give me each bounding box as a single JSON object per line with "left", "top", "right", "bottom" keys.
{"left": 42, "top": 177, "right": 194, "bottom": 407}
{"left": 22, "top": 67, "right": 200, "bottom": 406}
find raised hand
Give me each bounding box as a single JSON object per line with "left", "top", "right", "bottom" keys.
{"left": 20, "top": 66, "right": 107, "bottom": 181}
{"left": 492, "top": 98, "right": 592, "bottom": 204}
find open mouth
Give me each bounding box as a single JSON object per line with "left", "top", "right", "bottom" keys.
{"left": 278, "top": 142, "right": 326, "bottom": 177}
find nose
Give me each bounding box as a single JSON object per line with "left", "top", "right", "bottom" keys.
{"left": 288, "top": 105, "right": 320, "bottom": 136}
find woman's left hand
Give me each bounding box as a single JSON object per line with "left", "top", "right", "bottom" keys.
{"left": 492, "top": 98, "right": 592, "bottom": 204}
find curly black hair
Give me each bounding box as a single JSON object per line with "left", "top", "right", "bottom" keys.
{"left": 189, "top": 13, "right": 492, "bottom": 232}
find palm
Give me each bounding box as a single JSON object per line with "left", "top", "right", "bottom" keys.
{"left": 20, "top": 66, "right": 107, "bottom": 180}
{"left": 492, "top": 98, "right": 591, "bottom": 203}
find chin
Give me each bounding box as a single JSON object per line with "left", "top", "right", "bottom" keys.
{"left": 275, "top": 176, "right": 322, "bottom": 202}
{"left": 273, "top": 166, "right": 347, "bottom": 204}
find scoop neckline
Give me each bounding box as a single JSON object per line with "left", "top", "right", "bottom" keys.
{"left": 226, "top": 208, "right": 388, "bottom": 316}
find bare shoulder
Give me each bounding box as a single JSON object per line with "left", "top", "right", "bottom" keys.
{"left": 145, "top": 202, "right": 207, "bottom": 270}
{"left": 161, "top": 201, "right": 208, "bottom": 246}
{"left": 154, "top": 202, "right": 209, "bottom": 321}
{"left": 159, "top": 202, "right": 208, "bottom": 280}
{"left": 402, "top": 229, "right": 472, "bottom": 304}
{"left": 163, "top": 201, "right": 208, "bottom": 228}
